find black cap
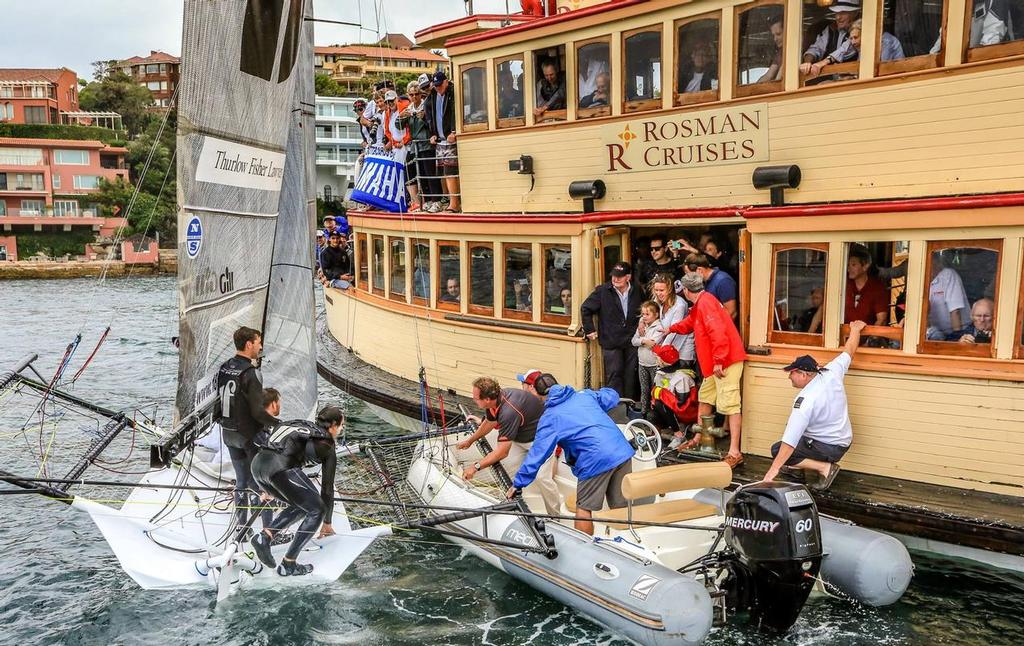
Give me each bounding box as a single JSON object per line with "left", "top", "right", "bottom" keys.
{"left": 533, "top": 373, "right": 558, "bottom": 396}
{"left": 610, "top": 261, "right": 632, "bottom": 278}
{"left": 431, "top": 70, "right": 448, "bottom": 85}
{"left": 782, "top": 355, "right": 826, "bottom": 373}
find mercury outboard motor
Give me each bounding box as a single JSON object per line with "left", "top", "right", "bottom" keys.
{"left": 722, "top": 481, "right": 822, "bottom": 633}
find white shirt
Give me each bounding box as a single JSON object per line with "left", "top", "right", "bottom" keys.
{"left": 782, "top": 352, "right": 853, "bottom": 448}
{"left": 683, "top": 73, "right": 719, "bottom": 93}
{"left": 928, "top": 267, "right": 969, "bottom": 334}
{"left": 578, "top": 58, "right": 609, "bottom": 98}
{"left": 658, "top": 298, "right": 696, "bottom": 361}
{"left": 362, "top": 102, "right": 385, "bottom": 146}
{"left": 616, "top": 285, "right": 631, "bottom": 319}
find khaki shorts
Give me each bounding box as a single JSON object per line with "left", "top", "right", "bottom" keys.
{"left": 697, "top": 361, "right": 743, "bottom": 415}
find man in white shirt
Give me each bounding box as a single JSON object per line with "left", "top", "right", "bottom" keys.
{"left": 763, "top": 320, "right": 866, "bottom": 491}
{"left": 927, "top": 257, "right": 970, "bottom": 339}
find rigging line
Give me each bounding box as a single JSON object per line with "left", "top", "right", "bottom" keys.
{"left": 306, "top": 17, "right": 360, "bottom": 26}
{"left": 68, "top": 326, "right": 111, "bottom": 384}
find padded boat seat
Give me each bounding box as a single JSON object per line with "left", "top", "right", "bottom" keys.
{"left": 602, "top": 499, "right": 719, "bottom": 530}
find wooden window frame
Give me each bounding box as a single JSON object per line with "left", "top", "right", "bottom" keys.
{"left": 622, "top": 25, "right": 664, "bottom": 114}
{"left": 918, "top": 239, "right": 1002, "bottom": 359}
{"left": 459, "top": 62, "right": 489, "bottom": 133}
{"left": 796, "top": 0, "right": 862, "bottom": 86}
{"left": 767, "top": 242, "right": 829, "bottom": 347}
{"left": 839, "top": 241, "right": 907, "bottom": 350}
{"left": 541, "top": 243, "right": 572, "bottom": 325}
{"left": 356, "top": 232, "right": 368, "bottom": 291}
{"left": 673, "top": 12, "right": 722, "bottom": 107}
{"left": 532, "top": 46, "right": 568, "bottom": 124}
{"left": 877, "top": 0, "right": 947, "bottom": 76}
{"left": 1016, "top": 255, "right": 1024, "bottom": 360}
{"left": 494, "top": 54, "right": 527, "bottom": 129}
{"left": 734, "top": 0, "right": 786, "bottom": 99}
{"left": 468, "top": 242, "right": 495, "bottom": 317}
{"left": 962, "top": 1, "right": 1024, "bottom": 63}
{"left": 503, "top": 244, "right": 534, "bottom": 322}
{"left": 435, "top": 240, "right": 461, "bottom": 312}
{"left": 388, "top": 236, "right": 407, "bottom": 303}
{"left": 411, "top": 238, "right": 430, "bottom": 306}
{"left": 370, "top": 234, "right": 385, "bottom": 297}
{"left": 575, "top": 36, "right": 612, "bottom": 120}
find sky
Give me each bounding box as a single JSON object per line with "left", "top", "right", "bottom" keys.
{"left": 0, "top": 0, "right": 516, "bottom": 83}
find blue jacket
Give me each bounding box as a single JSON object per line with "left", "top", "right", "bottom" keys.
{"left": 512, "top": 385, "right": 635, "bottom": 489}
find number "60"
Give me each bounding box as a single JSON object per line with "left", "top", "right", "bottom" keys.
{"left": 795, "top": 518, "right": 814, "bottom": 533}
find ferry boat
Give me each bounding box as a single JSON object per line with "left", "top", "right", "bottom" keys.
{"left": 319, "top": 0, "right": 1024, "bottom": 572}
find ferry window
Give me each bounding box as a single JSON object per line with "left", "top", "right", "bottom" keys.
{"left": 623, "top": 26, "right": 663, "bottom": 112}
{"left": 411, "top": 239, "right": 430, "bottom": 303}
{"left": 1016, "top": 260, "right": 1024, "bottom": 359}
{"left": 879, "top": 0, "right": 943, "bottom": 75}
{"left": 371, "top": 235, "right": 385, "bottom": 296}
{"left": 769, "top": 243, "right": 828, "bottom": 346}
{"left": 504, "top": 245, "right": 533, "bottom": 320}
{"left": 460, "top": 63, "right": 488, "bottom": 132}
{"left": 577, "top": 39, "right": 611, "bottom": 119}
{"left": 469, "top": 243, "right": 495, "bottom": 315}
{"left": 533, "top": 46, "right": 567, "bottom": 123}
{"left": 736, "top": 1, "right": 786, "bottom": 97}
{"left": 436, "top": 241, "right": 461, "bottom": 311}
{"left": 964, "top": 0, "right": 1024, "bottom": 62}
{"left": 356, "top": 233, "right": 368, "bottom": 290}
{"left": 842, "top": 241, "right": 910, "bottom": 350}
{"left": 799, "top": 0, "right": 861, "bottom": 86}
{"left": 920, "top": 240, "right": 1001, "bottom": 357}
{"left": 675, "top": 16, "right": 721, "bottom": 106}
{"left": 389, "top": 238, "right": 407, "bottom": 301}
{"left": 495, "top": 55, "right": 526, "bottom": 128}
{"left": 542, "top": 244, "right": 572, "bottom": 324}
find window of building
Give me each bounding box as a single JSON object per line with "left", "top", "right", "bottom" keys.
{"left": 675, "top": 14, "right": 721, "bottom": 106}
{"left": 533, "top": 45, "right": 567, "bottom": 124}
{"left": 964, "top": 0, "right": 1024, "bottom": 62}
{"left": 920, "top": 240, "right": 1001, "bottom": 357}
{"left": 460, "top": 63, "right": 488, "bottom": 131}
{"left": 160, "top": 63, "right": 168, "bottom": 73}
{"left": 769, "top": 243, "right": 828, "bottom": 346}
{"left": 73, "top": 175, "right": 100, "bottom": 189}
{"left": 623, "top": 26, "right": 663, "bottom": 112}
{"left": 146, "top": 81, "right": 161, "bottom": 91}
{"left": 15, "top": 173, "right": 44, "bottom": 190}
{"left": 437, "top": 241, "right": 461, "bottom": 311}
{"left": 160, "top": 81, "right": 168, "bottom": 91}
{"left": 20, "top": 199, "right": 44, "bottom": 214}
{"left": 798, "top": 0, "right": 860, "bottom": 86}
{"left": 736, "top": 1, "right": 786, "bottom": 97}
{"left": 0, "top": 147, "right": 42, "bottom": 165}
{"left": 0, "top": 174, "right": 6, "bottom": 190}
{"left": 371, "top": 235, "right": 385, "bottom": 295}
{"left": 356, "top": 233, "right": 368, "bottom": 289}
{"left": 53, "top": 200, "right": 78, "bottom": 217}
{"left": 31, "top": 85, "right": 45, "bottom": 98}
{"left": 842, "top": 241, "right": 909, "bottom": 350}
{"left": 495, "top": 55, "right": 526, "bottom": 128}
{"left": 469, "top": 243, "right": 494, "bottom": 315}
{"left": 389, "top": 237, "right": 406, "bottom": 301}
{"left": 146, "top": 64, "right": 160, "bottom": 74}
{"left": 411, "top": 239, "right": 430, "bottom": 303}
{"left": 1016, "top": 258, "right": 1024, "bottom": 359}
{"left": 0, "top": 87, "right": 11, "bottom": 98}
{"left": 542, "top": 244, "right": 572, "bottom": 323}
{"left": 23, "top": 106, "right": 47, "bottom": 124}
{"left": 878, "top": 0, "right": 944, "bottom": 75}
{"left": 54, "top": 149, "right": 89, "bottom": 165}
{"left": 0, "top": 203, "right": 5, "bottom": 217}
{"left": 52, "top": 174, "right": 60, "bottom": 189}
{"left": 0, "top": 102, "right": 12, "bottom": 120}
{"left": 504, "top": 245, "right": 533, "bottom": 320}
{"left": 576, "top": 38, "right": 611, "bottom": 119}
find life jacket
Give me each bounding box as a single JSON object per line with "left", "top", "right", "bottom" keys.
{"left": 261, "top": 419, "right": 334, "bottom": 469}
{"left": 215, "top": 355, "right": 255, "bottom": 430}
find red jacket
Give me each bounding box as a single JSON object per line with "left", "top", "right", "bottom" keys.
{"left": 669, "top": 292, "right": 746, "bottom": 375}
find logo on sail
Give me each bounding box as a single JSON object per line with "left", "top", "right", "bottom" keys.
{"left": 185, "top": 215, "right": 203, "bottom": 258}
{"left": 240, "top": 0, "right": 303, "bottom": 83}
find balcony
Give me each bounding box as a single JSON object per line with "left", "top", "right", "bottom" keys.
{"left": 0, "top": 156, "right": 46, "bottom": 167}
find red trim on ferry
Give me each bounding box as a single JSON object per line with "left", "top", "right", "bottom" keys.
{"left": 742, "top": 193, "right": 1024, "bottom": 218}
{"left": 348, "top": 207, "right": 742, "bottom": 224}
{"left": 414, "top": 13, "right": 537, "bottom": 40}
{"left": 446, "top": 0, "right": 647, "bottom": 47}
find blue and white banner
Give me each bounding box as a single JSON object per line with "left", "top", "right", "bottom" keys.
{"left": 351, "top": 146, "right": 408, "bottom": 213}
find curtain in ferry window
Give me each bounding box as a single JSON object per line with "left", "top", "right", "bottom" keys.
{"left": 495, "top": 55, "right": 525, "bottom": 127}
{"left": 356, "top": 233, "right": 368, "bottom": 289}
{"left": 460, "top": 64, "right": 488, "bottom": 129}
{"left": 878, "top": 0, "right": 944, "bottom": 74}
{"left": 543, "top": 244, "right": 572, "bottom": 323}
{"left": 469, "top": 243, "right": 494, "bottom": 314}
{"left": 919, "top": 240, "right": 1001, "bottom": 357}
{"left": 577, "top": 39, "right": 610, "bottom": 118}
{"left": 371, "top": 235, "right": 384, "bottom": 295}
{"left": 675, "top": 16, "right": 721, "bottom": 105}
{"left": 623, "top": 26, "right": 662, "bottom": 112}
{"left": 736, "top": 2, "right": 786, "bottom": 95}
{"left": 504, "top": 245, "right": 533, "bottom": 320}
{"left": 965, "top": 0, "right": 1024, "bottom": 61}
{"left": 437, "top": 241, "right": 461, "bottom": 310}
{"left": 411, "top": 239, "right": 430, "bottom": 302}
{"left": 798, "top": 0, "right": 861, "bottom": 85}
{"left": 842, "top": 241, "right": 909, "bottom": 350}
{"left": 533, "top": 45, "right": 567, "bottom": 123}
{"left": 389, "top": 237, "right": 406, "bottom": 300}
{"left": 769, "top": 243, "right": 828, "bottom": 346}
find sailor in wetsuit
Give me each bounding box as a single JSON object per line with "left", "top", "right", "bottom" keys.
{"left": 216, "top": 326, "right": 279, "bottom": 532}
{"left": 249, "top": 405, "right": 342, "bottom": 576}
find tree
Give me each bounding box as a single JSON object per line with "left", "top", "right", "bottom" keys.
{"left": 79, "top": 71, "right": 155, "bottom": 137}
{"left": 315, "top": 74, "right": 343, "bottom": 97}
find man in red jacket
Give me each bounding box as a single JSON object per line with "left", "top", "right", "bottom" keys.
{"left": 668, "top": 273, "right": 747, "bottom": 468}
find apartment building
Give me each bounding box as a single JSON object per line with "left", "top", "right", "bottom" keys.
{"left": 315, "top": 33, "right": 447, "bottom": 87}
{"left": 111, "top": 51, "right": 180, "bottom": 108}
{"left": 0, "top": 68, "right": 79, "bottom": 124}
{"left": 315, "top": 96, "right": 362, "bottom": 202}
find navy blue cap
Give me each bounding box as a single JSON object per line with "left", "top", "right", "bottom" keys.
{"left": 431, "top": 70, "right": 448, "bottom": 85}
{"left": 782, "top": 355, "right": 826, "bottom": 373}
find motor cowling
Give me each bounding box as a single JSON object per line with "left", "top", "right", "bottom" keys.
{"left": 723, "top": 481, "right": 822, "bottom": 633}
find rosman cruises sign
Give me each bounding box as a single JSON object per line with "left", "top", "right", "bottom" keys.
{"left": 601, "top": 104, "right": 769, "bottom": 173}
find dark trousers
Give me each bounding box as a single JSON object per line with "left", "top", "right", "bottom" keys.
{"left": 415, "top": 146, "right": 443, "bottom": 202}
{"left": 771, "top": 438, "right": 849, "bottom": 465}
{"left": 651, "top": 400, "right": 681, "bottom": 432}
{"left": 226, "top": 443, "right": 274, "bottom": 530}
{"left": 602, "top": 345, "right": 639, "bottom": 401}
{"left": 254, "top": 466, "right": 325, "bottom": 561}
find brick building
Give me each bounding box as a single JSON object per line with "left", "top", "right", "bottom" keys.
{"left": 111, "top": 51, "right": 180, "bottom": 108}
{"left": 0, "top": 68, "right": 79, "bottom": 125}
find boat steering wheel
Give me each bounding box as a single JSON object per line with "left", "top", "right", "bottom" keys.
{"left": 624, "top": 419, "right": 662, "bottom": 462}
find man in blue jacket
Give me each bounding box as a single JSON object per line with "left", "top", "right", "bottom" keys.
{"left": 507, "top": 374, "right": 636, "bottom": 535}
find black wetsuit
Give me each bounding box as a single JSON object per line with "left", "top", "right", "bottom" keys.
{"left": 251, "top": 420, "right": 337, "bottom": 562}
{"left": 216, "top": 354, "right": 278, "bottom": 529}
